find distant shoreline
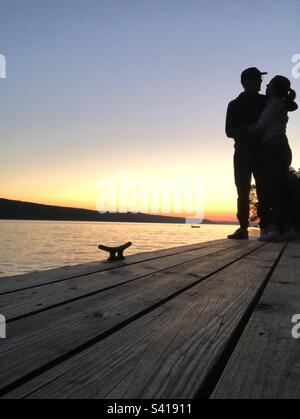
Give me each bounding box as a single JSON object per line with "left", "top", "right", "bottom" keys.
{"left": 0, "top": 198, "right": 238, "bottom": 225}
{"left": 0, "top": 218, "right": 239, "bottom": 225}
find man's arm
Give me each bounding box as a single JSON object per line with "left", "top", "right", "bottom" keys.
{"left": 225, "top": 101, "right": 246, "bottom": 140}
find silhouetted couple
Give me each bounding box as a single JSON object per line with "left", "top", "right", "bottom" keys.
{"left": 226, "top": 67, "right": 298, "bottom": 242}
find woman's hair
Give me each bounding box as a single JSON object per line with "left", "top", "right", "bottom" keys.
{"left": 270, "top": 75, "right": 298, "bottom": 112}
{"left": 287, "top": 88, "right": 296, "bottom": 103}
{"left": 286, "top": 88, "right": 298, "bottom": 112}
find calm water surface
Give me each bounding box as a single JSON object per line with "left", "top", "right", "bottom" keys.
{"left": 0, "top": 220, "right": 244, "bottom": 278}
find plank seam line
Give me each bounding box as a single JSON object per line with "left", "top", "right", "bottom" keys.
{"left": 0, "top": 240, "right": 237, "bottom": 296}
{"left": 193, "top": 242, "right": 288, "bottom": 400}
{"left": 6, "top": 242, "right": 258, "bottom": 324}
{"left": 0, "top": 242, "right": 266, "bottom": 398}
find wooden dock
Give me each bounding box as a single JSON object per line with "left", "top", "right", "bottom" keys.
{"left": 0, "top": 238, "right": 299, "bottom": 399}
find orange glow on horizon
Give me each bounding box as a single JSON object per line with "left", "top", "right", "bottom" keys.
{"left": 1, "top": 191, "right": 237, "bottom": 222}
{"left": 1, "top": 161, "right": 238, "bottom": 223}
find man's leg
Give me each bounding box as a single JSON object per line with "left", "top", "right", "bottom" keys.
{"left": 228, "top": 147, "right": 251, "bottom": 239}
{"left": 234, "top": 147, "right": 252, "bottom": 228}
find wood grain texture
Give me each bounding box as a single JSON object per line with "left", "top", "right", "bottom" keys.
{"left": 0, "top": 240, "right": 242, "bottom": 320}
{"left": 2, "top": 243, "right": 284, "bottom": 399}
{"left": 212, "top": 241, "right": 300, "bottom": 399}
{"left": 0, "top": 241, "right": 262, "bottom": 394}
{"left": 0, "top": 239, "right": 232, "bottom": 294}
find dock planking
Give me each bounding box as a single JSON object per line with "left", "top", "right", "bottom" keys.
{"left": 0, "top": 240, "right": 261, "bottom": 392}
{"left": 0, "top": 238, "right": 298, "bottom": 399}
{"left": 211, "top": 241, "right": 300, "bottom": 399}
{"left": 1, "top": 242, "right": 261, "bottom": 323}
{"left": 0, "top": 239, "right": 239, "bottom": 295}
{"left": 0, "top": 239, "right": 244, "bottom": 320}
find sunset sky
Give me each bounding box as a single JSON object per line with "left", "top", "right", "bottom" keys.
{"left": 1, "top": 0, "right": 300, "bottom": 221}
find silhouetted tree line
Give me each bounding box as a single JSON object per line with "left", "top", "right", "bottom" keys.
{"left": 250, "top": 167, "right": 300, "bottom": 229}
{"left": 249, "top": 185, "right": 259, "bottom": 223}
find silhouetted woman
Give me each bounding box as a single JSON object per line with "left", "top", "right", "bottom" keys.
{"left": 250, "top": 75, "right": 298, "bottom": 241}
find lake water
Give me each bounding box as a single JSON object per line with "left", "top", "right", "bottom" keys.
{"left": 0, "top": 220, "right": 247, "bottom": 278}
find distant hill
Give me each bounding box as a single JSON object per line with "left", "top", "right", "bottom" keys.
{"left": 0, "top": 198, "right": 187, "bottom": 224}
{"left": 0, "top": 198, "right": 237, "bottom": 225}
{"left": 202, "top": 219, "right": 238, "bottom": 225}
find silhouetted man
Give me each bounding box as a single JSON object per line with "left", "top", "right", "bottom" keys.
{"left": 226, "top": 67, "right": 268, "bottom": 239}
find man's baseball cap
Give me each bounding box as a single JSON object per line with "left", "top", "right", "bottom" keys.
{"left": 241, "top": 67, "right": 268, "bottom": 82}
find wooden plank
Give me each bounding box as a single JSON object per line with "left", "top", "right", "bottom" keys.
{"left": 0, "top": 240, "right": 242, "bottom": 320}
{"left": 0, "top": 241, "right": 263, "bottom": 395}
{"left": 211, "top": 241, "right": 300, "bottom": 399}
{"left": 0, "top": 239, "right": 233, "bottom": 294}
{"left": 1, "top": 243, "right": 284, "bottom": 399}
